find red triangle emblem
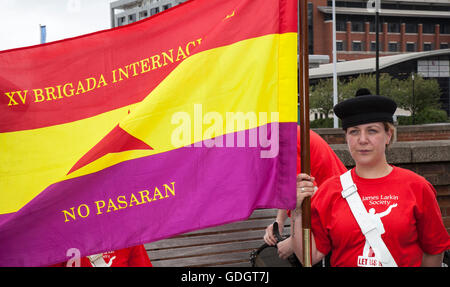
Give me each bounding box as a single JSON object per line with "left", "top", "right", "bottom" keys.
{"left": 68, "top": 124, "right": 153, "bottom": 175}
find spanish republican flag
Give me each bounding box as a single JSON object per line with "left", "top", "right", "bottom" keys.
{"left": 0, "top": 0, "right": 297, "bottom": 266}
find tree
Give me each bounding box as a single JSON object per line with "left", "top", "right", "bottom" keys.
{"left": 339, "top": 73, "right": 397, "bottom": 101}
{"left": 392, "top": 73, "right": 441, "bottom": 116}
{"left": 309, "top": 78, "right": 334, "bottom": 118}
{"left": 309, "top": 73, "right": 445, "bottom": 126}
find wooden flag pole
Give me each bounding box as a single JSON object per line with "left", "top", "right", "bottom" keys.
{"left": 298, "top": 0, "right": 312, "bottom": 267}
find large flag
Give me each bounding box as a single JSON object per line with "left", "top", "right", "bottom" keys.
{"left": 0, "top": 0, "right": 298, "bottom": 267}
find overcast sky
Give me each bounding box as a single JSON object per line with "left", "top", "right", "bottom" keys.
{"left": 1, "top": 0, "right": 114, "bottom": 51}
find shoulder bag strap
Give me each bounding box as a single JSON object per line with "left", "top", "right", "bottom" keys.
{"left": 340, "top": 170, "right": 397, "bottom": 267}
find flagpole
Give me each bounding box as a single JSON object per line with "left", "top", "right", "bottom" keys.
{"left": 298, "top": 0, "right": 312, "bottom": 267}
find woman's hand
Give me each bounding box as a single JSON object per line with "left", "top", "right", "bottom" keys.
{"left": 295, "top": 173, "right": 316, "bottom": 210}
{"left": 263, "top": 222, "right": 283, "bottom": 246}
{"left": 277, "top": 236, "right": 294, "bottom": 259}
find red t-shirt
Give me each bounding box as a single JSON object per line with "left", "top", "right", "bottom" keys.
{"left": 297, "top": 127, "right": 347, "bottom": 184}
{"left": 93, "top": 245, "right": 152, "bottom": 267}
{"left": 52, "top": 245, "right": 152, "bottom": 267}
{"left": 311, "top": 167, "right": 450, "bottom": 267}
{"left": 287, "top": 128, "right": 347, "bottom": 217}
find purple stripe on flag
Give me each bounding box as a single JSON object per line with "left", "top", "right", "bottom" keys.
{"left": 0, "top": 122, "right": 296, "bottom": 267}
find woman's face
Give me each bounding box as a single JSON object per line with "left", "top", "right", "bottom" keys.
{"left": 346, "top": 122, "right": 392, "bottom": 167}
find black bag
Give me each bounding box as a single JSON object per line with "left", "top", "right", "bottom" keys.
{"left": 443, "top": 250, "right": 449, "bottom": 267}
{"left": 250, "top": 222, "right": 302, "bottom": 267}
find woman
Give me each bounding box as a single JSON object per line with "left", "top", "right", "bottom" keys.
{"left": 291, "top": 89, "right": 450, "bottom": 267}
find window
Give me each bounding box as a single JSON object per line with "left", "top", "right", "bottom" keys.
{"left": 441, "top": 23, "right": 450, "bottom": 34}
{"left": 423, "top": 23, "right": 435, "bottom": 34}
{"left": 352, "top": 41, "right": 362, "bottom": 51}
{"left": 334, "top": 1, "right": 345, "bottom": 7}
{"left": 406, "top": 43, "right": 416, "bottom": 52}
{"left": 369, "top": 22, "right": 381, "bottom": 33}
{"left": 370, "top": 41, "right": 381, "bottom": 51}
{"left": 346, "top": 2, "right": 365, "bottom": 8}
{"left": 418, "top": 59, "right": 450, "bottom": 78}
{"left": 118, "top": 16, "right": 126, "bottom": 26}
{"left": 336, "top": 41, "right": 344, "bottom": 51}
{"left": 351, "top": 21, "right": 364, "bottom": 32}
{"left": 128, "top": 14, "right": 136, "bottom": 23}
{"left": 150, "top": 7, "right": 160, "bottom": 15}
{"left": 388, "top": 23, "right": 400, "bottom": 33}
{"left": 382, "top": 3, "right": 397, "bottom": 9}
{"left": 405, "top": 23, "right": 417, "bottom": 33}
{"left": 162, "top": 4, "right": 172, "bottom": 10}
{"left": 388, "top": 42, "right": 398, "bottom": 52}
{"left": 139, "top": 10, "right": 148, "bottom": 19}
{"left": 423, "top": 43, "right": 433, "bottom": 51}
{"left": 336, "top": 20, "right": 346, "bottom": 32}
{"left": 440, "top": 43, "right": 449, "bottom": 49}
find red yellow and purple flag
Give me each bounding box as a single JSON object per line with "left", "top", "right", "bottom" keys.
{"left": 0, "top": 0, "right": 298, "bottom": 266}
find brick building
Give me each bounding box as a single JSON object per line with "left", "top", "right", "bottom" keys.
{"left": 311, "top": 0, "right": 450, "bottom": 61}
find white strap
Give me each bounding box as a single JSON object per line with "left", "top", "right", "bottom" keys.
{"left": 340, "top": 170, "right": 397, "bottom": 267}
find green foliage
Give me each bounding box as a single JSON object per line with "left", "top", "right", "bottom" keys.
{"left": 397, "top": 108, "right": 448, "bottom": 125}
{"left": 309, "top": 79, "right": 335, "bottom": 118}
{"left": 339, "top": 73, "right": 396, "bottom": 101}
{"left": 393, "top": 74, "right": 442, "bottom": 116}
{"left": 397, "top": 116, "right": 413, "bottom": 125}
{"left": 310, "top": 118, "right": 334, "bottom": 128}
{"left": 309, "top": 73, "right": 447, "bottom": 125}
{"left": 415, "top": 108, "right": 448, "bottom": 124}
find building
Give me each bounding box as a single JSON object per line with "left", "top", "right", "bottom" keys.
{"left": 311, "top": 0, "right": 450, "bottom": 61}
{"left": 309, "top": 1, "right": 450, "bottom": 117}
{"left": 110, "top": 0, "right": 187, "bottom": 28}
{"left": 310, "top": 49, "right": 450, "bottom": 116}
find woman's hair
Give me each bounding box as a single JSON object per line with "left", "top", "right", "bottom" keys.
{"left": 383, "top": 122, "right": 396, "bottom": 148}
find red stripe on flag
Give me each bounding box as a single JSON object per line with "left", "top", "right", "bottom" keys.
{"left": 0, "top": 0, "right": 297, "bottom": 133}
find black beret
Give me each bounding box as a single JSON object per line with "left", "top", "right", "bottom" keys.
{"left": 333, "top": 89, "right": 397, "bottom": 129}
{"left": 355, "top": 88, "right": 371, "bottom": 97}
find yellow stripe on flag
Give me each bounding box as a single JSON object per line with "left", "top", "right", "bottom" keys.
{"left": 0, "top": 33, "right": 297, "bottom": 214}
